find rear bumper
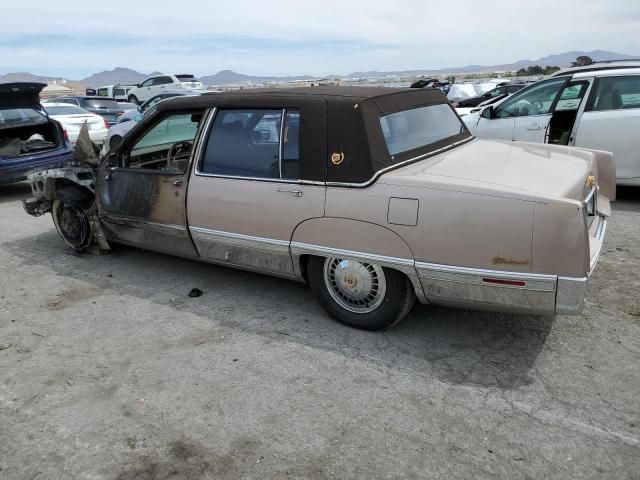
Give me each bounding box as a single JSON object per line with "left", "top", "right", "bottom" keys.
{"left": 416, "top": 215, "right": 607, "bottom": 316}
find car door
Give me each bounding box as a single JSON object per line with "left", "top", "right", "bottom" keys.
{"left": 510, "top": 77, "right": 570, "bottom": 142}
{"left": 575, "top": 74, "right": 640, "bottom": 183}
{"left": 97, "top": 109, "right": 205, "bottom": 257}
{"left": 187, "top": 103, "right": 327, "bottom": 278}
{"left": 474, "top": 78, "right": 569, "bottom": 141}
{"left": 138, "top": 78, "right": 155, "bottom": 102}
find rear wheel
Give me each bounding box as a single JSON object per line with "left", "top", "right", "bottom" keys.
{"left": 307, "top": 256, "right": 415, "bottom": 331}
{"left": 51, "top": 199, "right": 92, "bottom": 252}
{"left": 128, "top": 95, "right": 138, "bottom": 105}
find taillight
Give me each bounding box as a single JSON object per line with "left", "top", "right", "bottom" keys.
{"left": 103, "top": 118, "right": 109, "bottom": 129}
{"left": 63, "top": 129, "right": 69, "bottom": 139}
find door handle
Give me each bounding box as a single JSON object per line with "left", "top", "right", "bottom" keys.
{"left": 526, "top": 124, "right": 543, "bottom": 131}
{"left": 162, "top": 179, "right": 183, "bottom": 186}
{"left": 277, "top": 188, "right": 303, "bottom": 197}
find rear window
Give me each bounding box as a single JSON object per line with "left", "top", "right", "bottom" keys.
{"left": 379, "top": 104, "right": 465, "bottom": 156}
{"left": 80, "top": 98, "right": 120, "bottom": 109}
{"left": 0, "top": 108, "right": 47, "bottom": 127}
{"left": 45, "top": 105, "right": 89, "bottom": 115}
{"left": 176, "top": 75, "right": 199, "bottom": 82}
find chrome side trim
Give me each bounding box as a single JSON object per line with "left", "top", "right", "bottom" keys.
{"left": 415, "top": 261, "right": 557, "bottom": 285}
{"left": 415, "top": 261, "right": 558, "bottom": 315}
{"left": 325, "top": 136, "right": 475, "bottom": 188}
{"left": 102, "top": 216, "right": 187, "bottom": 236}
{"left": 556, "top": 276, "right": 587, "bottom": 315}
{"left": 189, "top": 226, "right": 296, "bottom": 277}
{"left": 190, "top": 226, "right": 290, "bottom": 248}
{"left": 290, "top": 241, "right": 415, "bottom": 275}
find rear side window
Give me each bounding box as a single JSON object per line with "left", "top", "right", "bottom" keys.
{"left": 590, "top": 76, "right": 640, "bottom": 111}
{"left": 379, "top": 104, "right": 464, "bottom": 156}
{"left": 154, "top": 76, "right": 173, "bottom": 86}
{"left": 176, "top": 75, "right": 199, "bottom": 82}
{"left": 200, "top": 109, "right": 300, "bottom": 180}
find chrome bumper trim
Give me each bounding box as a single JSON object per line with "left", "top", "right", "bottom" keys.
{"left": 589, "top": 217, "right": 607, "bottom": 275}
{"left": 556, "top": 276, "right": 588, "bottom": 315}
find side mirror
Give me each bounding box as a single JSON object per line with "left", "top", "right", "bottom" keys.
{"left": 481, "top": 106, "right": 494, "bottom": 119}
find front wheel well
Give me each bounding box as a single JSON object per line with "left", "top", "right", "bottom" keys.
{"left": 54, "top": 181, "right": 94, "bottom": 209}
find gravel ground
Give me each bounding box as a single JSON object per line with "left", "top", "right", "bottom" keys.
{"left": 0, "top": 182, "right": 639, "bottom": 480}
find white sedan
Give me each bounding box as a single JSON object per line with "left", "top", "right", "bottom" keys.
{"left": 43, "top": 103, "right": 109, "bottom": 145}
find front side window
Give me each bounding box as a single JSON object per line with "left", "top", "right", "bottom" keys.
{"left": 124, "top": 112, "right": 201, "bottom": 172}
{"left": 495, "top": 78, "right": 567, "bottom": 118}
{"left": 379, "top": 104, "right": 464, "bottom": 156}
{"left": 141, "top": 79, "right": 154, "bottom": 88}
{"left": 200, "top": 109, "right": 300, "bottom": 180}
{"left": 590, "top": 76, "right": 640, "bottom": 111}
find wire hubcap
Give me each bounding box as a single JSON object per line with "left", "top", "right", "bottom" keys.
{"left": 323, "top": 257, "right": 387, "bottom": 313}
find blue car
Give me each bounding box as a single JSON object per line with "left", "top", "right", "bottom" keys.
{"left": 0, "top": 83, "right": 72, "bottom": 185}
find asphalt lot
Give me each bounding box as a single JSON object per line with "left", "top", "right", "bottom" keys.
{"left": 0, "top": 182, "right": 639, "bottom": 479}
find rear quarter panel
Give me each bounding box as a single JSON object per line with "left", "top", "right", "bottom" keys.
{"left": 324, "top": 184, "right": 535, "bottom": 273}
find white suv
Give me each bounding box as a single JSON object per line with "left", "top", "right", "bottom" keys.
{"left": 127, "top": 74, "right": 204, "bottom": 104}
{"left": 464, "top": 63, "right": 640, "bottom": 186}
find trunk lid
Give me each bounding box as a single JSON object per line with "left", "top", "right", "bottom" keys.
{"left": 0, "top": 82, "right": 46, "bottom": 108}
{"left": 381, "top": 139, "right": 594, "bottom": 202}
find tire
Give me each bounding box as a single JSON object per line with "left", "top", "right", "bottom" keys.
{"left": 307, "top": 256, "right": 415, "bottom": 331}
{"left": 51, "top": 198, "right": 92, "bottom": 252}
{"left": 128, "top": 95, "right": 138, "bottom": 105}
{"left": 109, "top": 136, "right": 122, "bottom": 151}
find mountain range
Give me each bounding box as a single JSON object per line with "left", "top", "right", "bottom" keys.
{"left": 1, "top": 50, "right": 637, "bottom": 87}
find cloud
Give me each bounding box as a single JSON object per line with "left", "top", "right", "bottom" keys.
{"left": 1, "top": 0, "right": 639, "bottom": 78}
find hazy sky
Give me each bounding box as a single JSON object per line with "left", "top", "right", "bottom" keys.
{"left": 1, "top": 0, "right": 639, "bottom": 78}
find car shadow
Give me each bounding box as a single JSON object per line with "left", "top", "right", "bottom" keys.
{"left": 0, "top": 182, "right": 31, "bottom": 205}
{"left": 3, "top": 229, "right": 554, "bottom": 389}
{"left": 613, "top": 186, "right": 640, "bottom": 212}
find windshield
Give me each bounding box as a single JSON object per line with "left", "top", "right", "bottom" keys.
{"left": 80, "top": 98, "right": 120, "bottom": 109}
{"left": 45, "top": 105, "right": 89, "bottom": 115}
{"left": 0, "top": 108, "right": 47, "bottom": 128}
{"left": 379, "top": 104, "right": 465, "bottom": 156}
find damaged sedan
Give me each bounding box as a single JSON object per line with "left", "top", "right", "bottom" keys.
{"left": 0, "top": 83, "right": 72, "bottom": 185}
{"left": 23, "top": 87, "right": 614, "bottom": 330}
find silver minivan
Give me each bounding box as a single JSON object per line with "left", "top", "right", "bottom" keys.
{"left": 464, "top": 65, "right": 640, "bottom": 186}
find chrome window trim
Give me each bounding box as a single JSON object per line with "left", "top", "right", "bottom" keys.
{"left": 325, "top": 136, "right": 475, "bottom": 188}
{"left": 194, "top": 107, "right": 315, "bottom": 184}
{"left": 278, "top": 108, "right": 285, "bottom": 179}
